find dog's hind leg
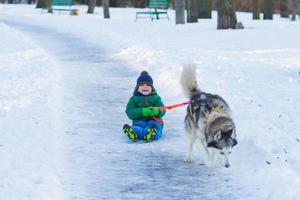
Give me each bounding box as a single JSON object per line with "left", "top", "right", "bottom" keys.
{"left": 184, "top": 127, "right": 197, "bottom": 163}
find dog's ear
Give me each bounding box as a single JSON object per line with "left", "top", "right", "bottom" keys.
{"left": 214, "top": 130, "right": 222, "bottom": 140}
{"left": 232, "top": 139, "right": 238, "bottom": 147}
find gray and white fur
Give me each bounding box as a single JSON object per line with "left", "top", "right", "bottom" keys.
{"left": 181, "top": 64, "right": 237, "bottom": 168}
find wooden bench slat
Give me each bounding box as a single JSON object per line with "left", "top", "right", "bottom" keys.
{"left": 49, "top": 0, "right": 73, "bottom": 13}
{"left": 149, "top": 5, "right": 168, "bottom": 9}
{"left": 52, "top": 0, "right": 72, "bottom": 5}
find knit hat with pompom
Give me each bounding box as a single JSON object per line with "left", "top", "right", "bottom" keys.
{"left": 136, "top": 71, "right": 153, "bottom": 86}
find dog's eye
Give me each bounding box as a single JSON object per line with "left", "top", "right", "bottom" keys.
{"left": 229, "top": 152, "right": 232, "bottom": 154}
{"left": 220, "top": 152, "right": 225, "bottom": 155}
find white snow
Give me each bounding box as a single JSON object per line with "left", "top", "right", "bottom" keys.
{"left": 0, "top": 4, "right": 300, "bottom": 200}
{"left": 0, "top": 21, "right": 65, "bottom": 200}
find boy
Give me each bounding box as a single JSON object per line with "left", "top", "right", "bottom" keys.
{"left": 123, "top": 71, "right": 166, "bottom": 142}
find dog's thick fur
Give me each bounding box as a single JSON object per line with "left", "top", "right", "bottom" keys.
{"left": 181, "top": 64, "right": 237, "bottom": 168}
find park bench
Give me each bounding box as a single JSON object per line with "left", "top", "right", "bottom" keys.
{"left": 135, "top": 0, "right": 169, "bottom": 21}
{"left": 49, "top": 0, "right": 73, "bottom": 14}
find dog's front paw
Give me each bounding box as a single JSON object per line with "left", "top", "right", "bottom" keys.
{"left": 184, "top": 156, "right": 193, "bottom": 163}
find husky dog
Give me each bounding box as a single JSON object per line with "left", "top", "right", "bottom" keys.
{"left": 181, "top": 64, "right": 237, "bottom": 168}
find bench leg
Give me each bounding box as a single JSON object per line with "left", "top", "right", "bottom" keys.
{"left": 154, "top": 8, "right": 159, "bottom": 20}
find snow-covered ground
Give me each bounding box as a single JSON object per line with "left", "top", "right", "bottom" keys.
{"left": 0, "top": 4, "right": 300, "bottom": 200}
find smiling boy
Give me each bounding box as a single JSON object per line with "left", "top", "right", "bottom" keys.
{"left": 123, "top": 71, "right": 166, "bottom": 142}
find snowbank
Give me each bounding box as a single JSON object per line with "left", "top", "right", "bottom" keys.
{"left": 0, "top": 22, "right": 65, "bottom": 200}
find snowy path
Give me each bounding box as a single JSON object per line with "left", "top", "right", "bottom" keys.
{"left": 1, "top": 14, "right": 265, "bottom": 200}
{"left": 8, "top": 6, "right": 300, "bottom": 200}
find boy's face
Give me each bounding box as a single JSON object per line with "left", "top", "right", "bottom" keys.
{"left": 138, "top": 83, "right": 152, "bottom": 96}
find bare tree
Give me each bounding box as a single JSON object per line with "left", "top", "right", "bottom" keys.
{"left": 47, "top": 0, "right": 53, "bottom": 13}
{"left": 217, "top": 0, "right": 237, "bottom": 29}
{"left": 291, "top": 0, "right": 297, "bottom": 20}
{"left": 280, "top": 0, "right": 289, "bottom": 18}
{"left": 175, "top": 0, "right": 185, "bottom": 24}
{"left": 36, "top": 0, "right": 48, "bottom": 8}
{"left": 263, "top": 0, "right": 273, "bottom": 19}
{"left": 187, "top": 0, "right": 198, "bottom": 23}
{"left": 198, "top": 0, "right": 212, "bottom": 19}
{"left": 130, "top": 0, "right": 147, "bottom": 8}
{"left": 253, "top": 0, "right": 260, "bottom": 19}
{"left": 87, "top": 0, "right": 97, "bottom": 13}
{"left": 103, "top": 0, "right": 110, "bottom": 18}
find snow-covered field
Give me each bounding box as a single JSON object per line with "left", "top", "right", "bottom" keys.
{"left": 0, "top": 4, "right": 300, "bottom": 200}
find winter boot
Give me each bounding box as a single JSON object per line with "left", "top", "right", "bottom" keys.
{"left": 144, "top": 125, "right": 157, "bottom": 142}
{"left": 123, "top": 124, "right": 138, "bottom": 142}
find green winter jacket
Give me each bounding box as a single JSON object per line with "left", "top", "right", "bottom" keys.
{"left": 125, "top": 86, "right": 166, "bottom": 123}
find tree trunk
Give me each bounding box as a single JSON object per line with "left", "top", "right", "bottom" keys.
{"left": 217, "top": 0, "right": 237, "bottom": 29}
{"left": 175, "top": 0, "right": 185, "bottom": 24}
{"left": 253, "top": 0, "right": 260, "bottom": 19}
{"left": 291, "top": 0, "right": 297, "bottom": 20}
{"left": 80, "top": 0, "right": 87, "bottom": 5}
{"left": 298, "top": 0, "right": 300, "bottom": 18}
{"left": 280, "top": 0, "right": 289, "bottom": 18}
{"left": 187, "top": 0, "right": 198, "bottom": 23}
{"left": 131, "top": 0, "right": 148, "bottom": 8}
{"left": 87, "top": 0, "right": 97, "bottom": 13}
{"left": 263, "top": 0, "right": 273, "bottom": 19}
{"left": 36, "top": 0, "right": 48, "bottom": 8}
{"left": 47, "top": 0, "right": 53, "bottom": 13}
{"left": 103, "top": 0, "right": 110, "bottom": 18}
{"left": 198, "top": 0, "right": 212, "bottom": 19}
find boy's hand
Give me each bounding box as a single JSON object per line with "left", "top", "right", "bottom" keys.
{"left": 142, "top": 107, "right": 159, "bottom": 117}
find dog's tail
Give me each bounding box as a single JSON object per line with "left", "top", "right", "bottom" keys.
{"left": 180, "top": 63, "right": 200, "bottom": 99}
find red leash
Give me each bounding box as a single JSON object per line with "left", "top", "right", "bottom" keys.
{"left": 155, "top": 101, "right": 192, "bottom": 111}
